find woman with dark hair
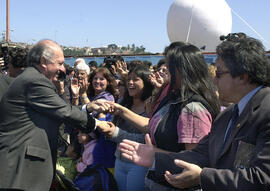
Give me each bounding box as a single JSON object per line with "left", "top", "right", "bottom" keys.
{"left": 70, "top": 67, "right": 118, "bottom": 176}
{"left": 98, "top": 42, "right": 220, "bottom": 190}
{"left": 104, "top": 65, "right": 154, "bottom": 191}
{"left": 86, "top": 67, "right": 117, "bottom": 119}
{"left": 146, "top": 58, "right": 170, "bottom": 117}
{"left": 72, "top": 66, "right": 117, "bottom": 119}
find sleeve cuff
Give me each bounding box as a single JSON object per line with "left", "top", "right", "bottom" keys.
{"left": 94, "top": 118, "right": 98, "bottom": 130}
{"left": 82, "top": 104, "right": 87, "bottom": 112}
{"left": 150, "top": 159, "right": 156, "bottom": 170}
{"left": 111, "top": 126, "right": 120, "bottom": 138}
{"left": 199, "top": 168, "right": 203, "bottom": 187}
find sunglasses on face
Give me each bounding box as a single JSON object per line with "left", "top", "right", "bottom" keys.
{"left": 215, "top": 70, "right": 230, "bottom": 78}
{"left": 157, "top": 67, "right": 169, "bottom": 74}
{"left": 118, "top": 82, "right": 125, "bottom": 87}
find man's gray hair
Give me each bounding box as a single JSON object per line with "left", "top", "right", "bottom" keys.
{"left": 27, "top": 40, "right": 59, "bottom": 67}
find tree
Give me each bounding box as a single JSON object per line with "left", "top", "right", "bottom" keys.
{"left": 131, "top": 44, "right": 135, "bottom": 51}
{"left": 108, "top": 44, "right": 118, "bottom": 50}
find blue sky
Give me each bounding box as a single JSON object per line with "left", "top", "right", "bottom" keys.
{"left": 0, "top": 0, "right": 269, "bottom": 52}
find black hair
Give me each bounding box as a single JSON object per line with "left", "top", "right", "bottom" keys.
{"left": 143, "top": 60, "right": 152, "bottom": 68}
{"left": 156, "top": 58, "right": 166, "bottom": 69}
{"left": 7, "top": 46, "right": 29, "bottom": 68}
{"left": 88, "top": 60, "right": 98, "bottom": 68}
{"left": 103, "top": 55, "right": 123, "bottom": 77}
{"left": 70, "top": 138, "right": 82, "bottom": 159}
{"left": 65, "top": 64, "right": 74, "bottom": 75}
{"left": 165, "top": 41, "right": 220, "bottom": 116}
{"left": 113, "top": 65, "right": 154, "bottom": 125}
{"left": 122, "top": 65, "right": 153, "bottom": 107}
{"left": 217, "top": 33, "right": 269, "bottom": 86}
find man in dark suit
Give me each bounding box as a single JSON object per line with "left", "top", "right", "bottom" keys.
{"left": 119, "top": 34, "right": 270, "bottom": 190}
{"left": 0, "top": 40, "right": 111, "bottom": 191}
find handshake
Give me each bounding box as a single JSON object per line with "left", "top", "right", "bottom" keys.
{"left": 86, "top": 99, "right": 123, "bottom": 116}
{"left": 86, "top": 99, "right": 122, "bottom": 137}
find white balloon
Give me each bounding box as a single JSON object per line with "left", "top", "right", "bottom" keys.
{"left": 167, "top": 0, "right": 232, "bottom": 52}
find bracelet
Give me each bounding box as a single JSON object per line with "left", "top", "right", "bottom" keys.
{"left": 81, "top": 95, "right": 88, "bottom": 99}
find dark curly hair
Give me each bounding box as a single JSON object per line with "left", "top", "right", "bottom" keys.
{"left": 7, "top": 46, "right": 29, "bottom": 68}
{"left": 217, "top": 33, "right": 269, "bottom": 86}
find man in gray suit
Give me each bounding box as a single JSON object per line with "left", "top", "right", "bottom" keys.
{"left": 0, "top": 40, "right": 111, "bottom": 191}
{"left": 119, "top": 34, "right": 270, "bottom": 190}
{"left": 0, "top": 73, "right": 13, "bottom": 100}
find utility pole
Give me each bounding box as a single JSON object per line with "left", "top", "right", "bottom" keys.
{"left": 6, "top": 0, "right": 10, "bottom": 42}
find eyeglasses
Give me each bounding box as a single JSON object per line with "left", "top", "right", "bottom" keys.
{"left": 118, "top": 82, "right": 125, "bottom": 87}
{"left": 215, "top": 70, "right": 230, "bottom": 78}
{"left": 157, "top": 67, "right": 169, "bottom": 74}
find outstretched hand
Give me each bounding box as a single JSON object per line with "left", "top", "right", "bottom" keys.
{"left": 97, "top": 121, "right": 116, "bottom": 137}
{"left": 164, "top": 160, "right": 202, "bottom": 189}
{"left": 119, "top": 134, "right": 155, "bottom": 168}
{"left": 93, "top": 101, "right": 123, "bottom": 115}
{"left": 109, "top": 102, "right": 124, "bottom": 115}
{"left": 87, "top": 99, "right": 114, "bottom": 113}
{"left": 96, "top": 120, "right": 114, "bottom": 134}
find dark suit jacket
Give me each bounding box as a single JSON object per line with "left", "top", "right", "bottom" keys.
{"left": 0, "top": 73, "right": 13, "bottom": 100}
{"left": 154, "top": 87, "right": 270, "bottom": 191}
{"left": 0, "top": 67, "right": 96, "bottom": 191}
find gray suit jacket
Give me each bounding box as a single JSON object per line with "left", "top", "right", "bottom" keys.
{"left": 0, "top": 67, "right": 96, "bottom": 191}
{"left": 0, "top": 73, "right": 13, "bottom": 100}
{"left": 154, "top": 87, "right": 270, "bottom": 191}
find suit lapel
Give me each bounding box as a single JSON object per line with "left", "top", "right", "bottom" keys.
{"left": 218, "top": 89, "right": 263, "bottom": 160}
{"left": 212, "top": 109, "right": 232, "bottom": 163}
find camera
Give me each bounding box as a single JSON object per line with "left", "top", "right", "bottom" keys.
{"left": 58, "top": 71, "right": 66, "bottom": 81}
{"left": 104, "top": 56, "right": 118, "bottom": 67}
{"left": 0, "top": 43, "right": 9, "bottom": 71}
{"left": 103, "top": 55, "right": 124, "bottom": 78}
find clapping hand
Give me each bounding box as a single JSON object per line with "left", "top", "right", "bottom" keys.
{"left": 116, "top": 61, "right": 128, "bottom": 76}
{"left": 79, "top": 76, "right": 89, "bottom": 95}
{"left": 0, "top": 57, "right": 4, "bottom": 72}
{"left": 71, "top": 78, "right": 80, "bottom": 97}
{"left": 149, "top": 73, "right": 163, "bottom": 88}
{"left": 53, "top": 80, "right": 65, "bottom": 95}
{"left": 164, "top": 160, "right": 202, "bottom": 189}
{"left": 119, "top": 134, "right": 155, "bottom": 168}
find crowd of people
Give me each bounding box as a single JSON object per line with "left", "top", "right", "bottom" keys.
{"left": 0, "top": 33, "right": 270, "bottom": 191}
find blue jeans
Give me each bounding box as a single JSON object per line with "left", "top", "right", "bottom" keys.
{"left": 114, "top": 158, "right": 148, "bottom": 191}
